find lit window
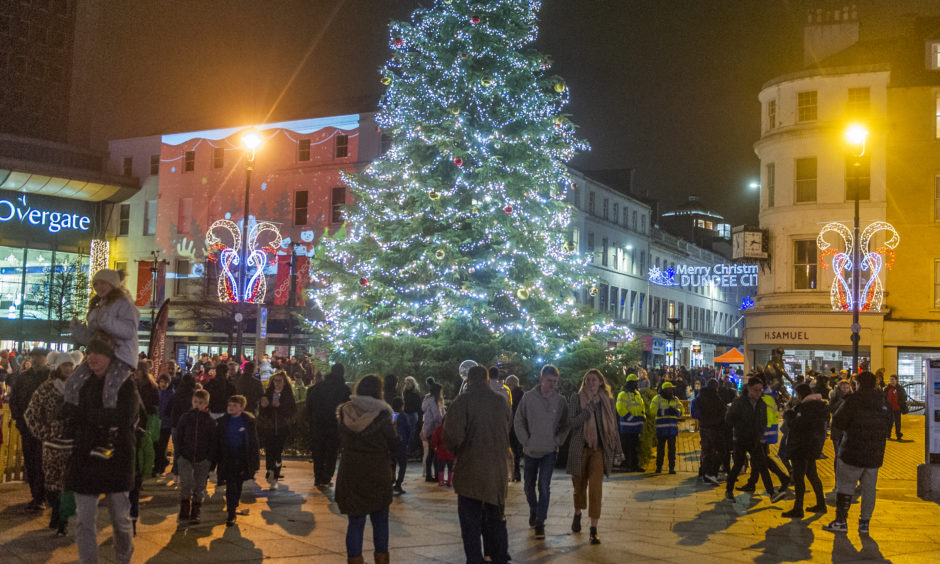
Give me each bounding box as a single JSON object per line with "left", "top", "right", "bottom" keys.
{"left": 798, "top": 91, "right": 818, "bottom": 122}
{"left": 795, "top": 157, "right": 817, "bottom": 203}
{"left": 794, "top": 240, "right": 818, "bottom": 290}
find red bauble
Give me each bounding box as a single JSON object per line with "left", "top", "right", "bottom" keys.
{"left": 453, "top": 157, "right": 463, "bottom": 166}
{"left": 503, "top": 205, "right": 513, "bottom": 214}
{"left": 460, "top": 53, "right": 468, "bottom": 60}
{"left": 471, "top": 15, "right": 481, "bottom": 24}
{"left": 359, "top": 277, "right": 369, "bottom": 287}
{"left": 393, "top": 38, "right": 403, "bottom": 46}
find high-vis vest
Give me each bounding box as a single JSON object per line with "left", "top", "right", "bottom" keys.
{"left": 650, "top": 395, "right": 683, "bottom": 438}
{"left": 616, "top": 390, "right": 646, "bottom": 434}
{"left": 762, "top": 394, "right": 779, "bottom": 444}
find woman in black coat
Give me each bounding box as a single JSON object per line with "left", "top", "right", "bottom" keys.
{"left": 258, "top": 370, "right": 296, "bottom": 485}
{"left": 780, "top": 383, "right": 829, "bottom": 518}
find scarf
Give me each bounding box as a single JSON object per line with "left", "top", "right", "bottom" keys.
{"left": 580, "top": 390, "right": 619, "bottom": 453}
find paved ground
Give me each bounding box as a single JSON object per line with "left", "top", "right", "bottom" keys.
{"left": 0, "top": 415, "right": 937, "bottom": 563}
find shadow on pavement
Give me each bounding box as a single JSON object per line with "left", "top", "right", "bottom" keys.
{"left": 749, "top": 514, "right": 823, "bottom": 563}
{"left": 633, "top": 476, "right": 714, "bottom": 502}
{"left": 831, "top": 533, "right": 888, "bottom": 563}
{"left": 206, "top": 522, "right": 264, "bottom": 563}
{"left": 148, "top": 521, "right": 215, "bottom": 561}
{"left": 672, "top": 496, "right": 769, "bottom": 546}
{"left": 258, "top": 483, "right": 316, "bottom": 536}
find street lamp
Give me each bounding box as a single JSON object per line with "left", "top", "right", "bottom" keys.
{"left": 845, "top": 124, "right": 868, "bottom": 374}
{"left": 235, "top": 129, "right": 263, "bottom": 361}
{"left": 667, "top": 316, "right": 681, "bottom": 368}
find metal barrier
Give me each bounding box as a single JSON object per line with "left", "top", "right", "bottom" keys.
{"left": 0, "top": 404, "right": 25, "bottom": 483}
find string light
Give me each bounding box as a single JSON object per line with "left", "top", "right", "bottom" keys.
{"left": 309, "top": 0, "right": 633, "bottom": 354}
{"left": 244, "top": 222, "right": 283, "bottom": 304}
{"left": 206, "top": 219, "right": 241, "bottom": 303}
{"left": 817, "top": 221, "right": 899, "bottom": 312}
{"left": 89, "top": 239, "right": 109, "bottom": 280}
{"left": 206, "top": 218, "right": 282, "bottom": 303}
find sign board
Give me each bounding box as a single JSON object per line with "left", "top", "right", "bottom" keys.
{"left": 0, "top": 189, "right": 97, "bottom": 244}
{"left": 651, "top": 338, "right": 666, "bottom": 356}
{"left": 176, "top": 345, "right": 188, "bottom": 368}
{"left": 259, "top": 307, "right": 268, "bottom": 339}
{"left": 928, "top": 359, "right": 940, "bottom": 459}
{"left": 649, "top": 263, "right": 758, "bottom": 288}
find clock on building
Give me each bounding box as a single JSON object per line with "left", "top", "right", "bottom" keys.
{"left": 732, "top": 226, "right": 768, "bottom": 260}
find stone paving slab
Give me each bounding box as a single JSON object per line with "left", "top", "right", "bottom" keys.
{"left": 0, "top": 415, "right": 936, "bottom": 562}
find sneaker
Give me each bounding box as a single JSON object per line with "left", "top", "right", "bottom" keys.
{"left": 822, "top": 520, "right": 848, "bottom": 533}
{"left": 703, "top": 475, "right": 720, "bottom": 486}
{"left": 534, "top": 523, "right": 545, "bottom": 539}
{"left": 393, "top": 484, "right": 405, "bottom": 495}
{"left": 771, "top": 490, "right": 789, "bottom": 503}
{"left": 737, "top": 484, "right": 756, "bottom": 493}
{"left": 45, "top": 437, "right": 74, "bottom": 450}
{"left": 858, "top": 519, "right": 870, "bottom": 535}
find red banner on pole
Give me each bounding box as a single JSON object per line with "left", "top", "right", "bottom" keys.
{"left": 273, "top": 254, "right": 291, "bottom": 306}
{"left": 295, "top": 256, "right": 310, "bottom": 307}
{"left": 135, "top": 261, "right": 152, "bottom": 306}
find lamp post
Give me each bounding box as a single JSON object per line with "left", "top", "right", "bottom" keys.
{"left": 235, "top": 129, "right": 262, "bottom": 362}
{"left": 845, "top": 124, "right": 868, "bottom": 374}
{"left": 667, "top": 316, "right": 681, "bottom": 367}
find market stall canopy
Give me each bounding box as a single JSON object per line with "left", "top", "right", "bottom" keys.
{"left": 714, "top": 347, "right": 744, "bottom": 364}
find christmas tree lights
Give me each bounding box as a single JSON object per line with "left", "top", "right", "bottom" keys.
{"left": 311, "top": 0, "right": 627, "bottom": 355}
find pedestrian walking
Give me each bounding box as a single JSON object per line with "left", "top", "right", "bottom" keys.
{"left": 212, "top": 394, "right": 260, "bottom": 527}
{"left": 742, "top": 387, "right": 790, "bottom": 493}
{"left": 505, "top": 375, "right": 525, "bottom": 482}
{"left": 421, "top": 381, "right": 444, "bottom": 483}
{"left": 335, "top": 375, "right": 398, "bottom": 564}
{"left": 884, "top": 374, "right": 907, "bottom": 440}
{"left": 175, "top": 389, "right": 214, "bottom": 525}
{"left": 205, "top": 362, "right": 235, "bottom": 420}
{"left": 828, "top": 378, "right": 852, "bottom": 480}
{"left": 390, "top": 397, "right": 413, "bottom": 494}
{"left": 615, "top": 373, "right": 645, "bottom": 472}
{"left": 566, "top": 369, "right": 622, "bottom": 545}
{"left": 444, "top": 365, "right": 512, "bottom": 564}
{"left": 725, "top": 376, "right": 776, "bottom": 500}
{"left": 8, "top": 346, "right": 50, "bottom": 510}
{"left": 66, "top": 338, "right": 141, "bottom": 564}
{"left": 234, "top": 361, "right": 265, "bottom": 415}
{"left": 649, "top": 381, "right": 683, "bottom": 474}
{"left": 779, "top": 383, "right": 828, "bottom": 517}
{"left": 823, "top": 371, "right": 892, "bottom": 534}
{"left": 305, "top": 363, "right": 351, "bottom": 486}
{"left": 258, "top": 370, "right": 296, "bottom": 487}
{"left": 513, "top": 364, "right": 569, "bottom": 539}
{"left": 691, "top": 379, "right": 726, "bottom": 485}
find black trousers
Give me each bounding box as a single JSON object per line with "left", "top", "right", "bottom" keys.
{"left": 263, "top": 432, "right": 288, "bottom": 477}
{"left": 746, "top": 443, "right": 788, "bottom": 487}
{"left": 311, "top": 431, "right": 340, "bottom": 484}
{"left": 620, "top": 433, "right": 640, "bottom": 470}
{"left": 457, "top": 495, "right": 509, "bottom": 564}
{"left": 656, "top": 435, "right": 676, "bottom": 471}
{"left": 727, "top": 441, "right": 774, "bottom": 493}
{"left": 700, "top": 427, "right": 722, "bottom": 477}
{"left": 16, "top": 420, "right": 44, "bottom": 503}
{"left": 892, "top": 410, "right": 902, "bottom": 438}
{"left": 154, "top": 427, "right": 173, "bottom": 474}
{"left": 790, "top": 456, "right": 823, "bottom": 506}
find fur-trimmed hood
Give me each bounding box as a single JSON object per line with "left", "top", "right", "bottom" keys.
{"left": 338, "top": 395, "right": 392, "bottom": 433}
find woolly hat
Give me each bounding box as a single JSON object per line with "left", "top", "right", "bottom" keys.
{"left": 47, "top": 350, "right": 83, "bottom": 369}
{"left": 92, "top": 268, "right": 122, "bottom": 290}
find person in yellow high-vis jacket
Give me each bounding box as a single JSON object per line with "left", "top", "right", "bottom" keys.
{"left": 616, "top": 374, "right": 645, "bottom": 472}
{"left": 649, "top": 382, "right": 683, "bottom": 474}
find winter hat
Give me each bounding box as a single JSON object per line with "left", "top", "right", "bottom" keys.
{"left": 625, "top": 374, "right": 638, "bottom": 382}
{"left": 47, "top": 350, "right": 83, "bottom": 369}
{"left": 29, "top": 346, "right": 49, "bottom": 357}
{"left": 92, "top": 268, "right": 122, "bottom": 290}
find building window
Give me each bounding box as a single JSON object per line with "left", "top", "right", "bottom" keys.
{"left": 602, "top": 198, "right": 609, "bottom": 220}
{"left": 114, "top": 261, "right": 127, "bottom": 277}
{"left": 930, "top": 42, "right": 940, "bottom": 70}
{"left": 847, "top": 87, "right": 870, "bottom": 116}
{"left": 632, "top": 210, "right": 637, "bottom": 230}
{"left": 118, "top": 204, "right": 130, "bottom": 236}
{"left": 588, "top": 192, "right": 595, "bottom": 214}
{"left": 640, "top": 215, "right": 647, "bottom": 234}
{"left": 639, "top": 250, "right": 645, "bottom": 275}
{"left": 150, "top": 154, "right": 160, "bottom": 175}
{"left": 122, "top": 157, "right": 133, "bottom": 176}
{"left": 766, "top": 162, "right": 775, "bottom": 208}
{"left": 935, "top": 260, "right": 940, "bottom": 307}
{"left": 213, "top": 147, "right": 224, "bottom": 169}
{"left": 797, "top": 91, "right": 817, "bottom": 122}
{"left": 184, "top": 150, "right": 195, "bottom": 172}
{"left": 177, "top": 198, "right": 192, "bottom": 235}
{"left": 144, "top": 200, "right": 157, "bottom": 236}
{"left": 794, "top": 240, "right": 818, "bottom": 290}
{"left": 845, "top": 154, "right": 871, "bottom": 201}
{"left": 599, "top": 284, "right": 609, "bottom": 311}
{"left": 623, "top": 207, "right": 628, "bottom": 226}
{"left": 587, "top": 232, "right": 595, "bottom": 263}
{"left": 767, "top": 99, "right": 776, "bottom": 130}
{"left": 175, "top": 259, "right": 191, "bottom": 295}
{"left": 335, "top": 134, "right": 349, "bottom": 158}
{"left": 331, "top": 187, "right": 346, "bottom": 224}
{"left": 294, "top": 190, "right": 308, "bottom": 226}
{"left": 298, "top": 139, "right": 311, "bottom": 161}
{"left": 612, "top": 203, "right": 618, "bottom": 224}
{"left": 795, "top": 157, "right": 817, "bottom": 203}
{"left": 601, "top": 238, "right": 609, "bottom": 267}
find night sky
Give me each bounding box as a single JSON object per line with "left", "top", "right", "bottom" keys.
{"left": 76, "top": 0, "right": 940, "bottom": 227}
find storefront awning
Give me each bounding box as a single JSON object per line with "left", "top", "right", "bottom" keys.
{"left": 714, "top": 347, "right": 744, "bottom": 364}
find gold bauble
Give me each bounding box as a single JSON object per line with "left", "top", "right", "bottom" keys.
{"left": 516, "top": 288, "right": 530, "bottom": 300}
{"left": 589, "top": 286, "right": 599, "bottom": 296}
{"left": 554, "top": 80, "right": 566, "bottom": 93}
{"left": 435, "top": 249, "right": 445, "bottom": 260}
{"left": 429, "top": 190, "right": 441, "bottom": 200}
{"left": 380, "top": 76, "right": 392, "bottom": 86}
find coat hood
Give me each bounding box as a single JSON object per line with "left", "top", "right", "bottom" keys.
{"left": 339, "top": 395, "right": 392, "bottom": 433}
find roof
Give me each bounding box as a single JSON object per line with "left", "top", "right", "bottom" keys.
{"left": 714, "top": 347, "right": 744, "bottom": 364}
{"left": 660, "top": 195, "right": 725, "bottom": 221}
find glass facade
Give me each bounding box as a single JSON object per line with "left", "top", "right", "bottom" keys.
{"left": 897, "top": 350, "right": 937, "bottom": 402}
{"left": 0, "top": 244, "right": 88, "bottom": 324}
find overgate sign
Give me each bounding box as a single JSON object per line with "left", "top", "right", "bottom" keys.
{"left": 0, "top": 194, "right": 91, "bottom": 233}
{"left": 649, "top": 263, "right": 758, "bottom": 288}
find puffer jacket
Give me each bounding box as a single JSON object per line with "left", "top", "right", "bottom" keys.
{"left": 258, "top": 384, "right": 296, "bottom": 438}
{"left": 832, "top": 387, "right": 892, "bottom": 468}
{"left": 70, "top": 294, "right": 140, "bottom": 370}
{"left": 726, "top": 394, "right": 767, "bottom": 445}
{"left": 783, "top": 395, "right": 828, "bottom": 459}
{"left": 335, "top": 396, "right": 399, "bottom": 516}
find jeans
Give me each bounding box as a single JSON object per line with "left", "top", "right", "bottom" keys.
{"left": 836, "top": 461, "right": 880, "bottom": 520}
{"left": 457, "top": 495, "right": 509, "bottom": 564}
{"left": 75, "top": 492, "right": 134, "bottom": 564}
{"left": 892, "top": 410, "right": 902, "bottom": 438}
{"left": 656, "top": 435, "right": 676, "bottom": 471}
{"left": 345, "top": 507, "right": 389, "bottom": 557}
{"left": 727, "top": 441, "right": 774, "bottom": 494}
{"left": 523, "top": 453, "right": 555, "bottom": 523}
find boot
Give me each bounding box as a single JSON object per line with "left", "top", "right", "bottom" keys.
{"left": 589, "top": 526, "right": 601, "bottom": 545}
{"left": 374, "top": 552, "right": 390, "bottom": 564}
{"left": 190, "top": 497, "right": 202, "bottom": 524}
{"left": 782, "top": 492, "right": 804, "bottom": 518}
{"left": 46, "top": 491, "right": 60, "bottom": 530}
{"left": 177, "top": 499, "right": 191, "bottom": 522}
{"left": 347, "top": 556, "right": 365, "bottom": 564}
{"left": 822, "top": 493, "right": 851, "bottom": 532}
{"left": 806, "top": 482, "right": 826, "bottom": 513}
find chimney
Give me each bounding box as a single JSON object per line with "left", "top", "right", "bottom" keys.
{"left": 803, "top": 5, "right": 860, "bottom": 67}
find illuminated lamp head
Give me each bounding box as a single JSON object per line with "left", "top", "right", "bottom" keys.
{"left": 844, "top": 124, "right": 868, "bottom": 156}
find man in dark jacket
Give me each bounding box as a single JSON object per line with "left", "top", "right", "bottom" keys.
{"left": 305, "top": 363, "right": 351, "bottom": 486}
{"left": 692, "top": 379, "right": 727, "bottom": 485}
{"left": 884, "top": 374, "right": 907, "bottom": 440}
{"left": 66, "top": 338, "right": 140, "bottom": 564}
{"left": 8, "top": 347, "right": 50, "bottom": 510}
{"left": 725, "top": 376, "right": 775, "bottom": 500}
{"left": 205, "top": 363, "right": 235, "bottom": 419}
{"left": 234, "top": 361, "right": 265, "bottom": 415}
{"left": 779, "top": 383, "right": 828, "bottom": 517}
{"left": 823, "top": 371, "right": 892, "bottom": 534}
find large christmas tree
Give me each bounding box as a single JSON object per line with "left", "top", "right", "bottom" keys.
{"left": 312, "top": 0, "right": 617, "bottom": 358}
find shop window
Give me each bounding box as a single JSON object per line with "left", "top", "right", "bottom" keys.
{"left": 766, "top": 162, "right": 775, "bottom": 208}
{"left": 213, "top": 147, "right": 224, "bottom": 169}
{"left": 845, "top": 154, "right": 871, "bottom": 201}
{"left": 795, "top": 157, "right": 817, "bottom": 203}
{"left": 184, "top": 151, "right": 195, "bottom": 172}
{"left": 797, "top": 90, "right": 817, "bottom": 122}
{"left": 794, "top": 240, "right": 818, "bottom": 290}
{"left": 150, "top": 154, "right": 160, "bottom": 175}
{"left": 331, "top": 187, "right": 346, "bottom": 224}
{"left": 118, "top": 204, "right": 130, "bottom": 236}
{"left": 298, "top": 139, "right": 311, "bottom": 161}
{"left": 294, "top": 190, "right": 308, "bottom": 226}
{"left": 335, "top": 134, "right": 349, "bottom": 158}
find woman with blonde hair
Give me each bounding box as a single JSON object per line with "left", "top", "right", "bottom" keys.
{"left": 566, "top": 369, "right": 622, "bottom": 545}
{"left": 258, "top": 370, "right": 296, "bottom": 486}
